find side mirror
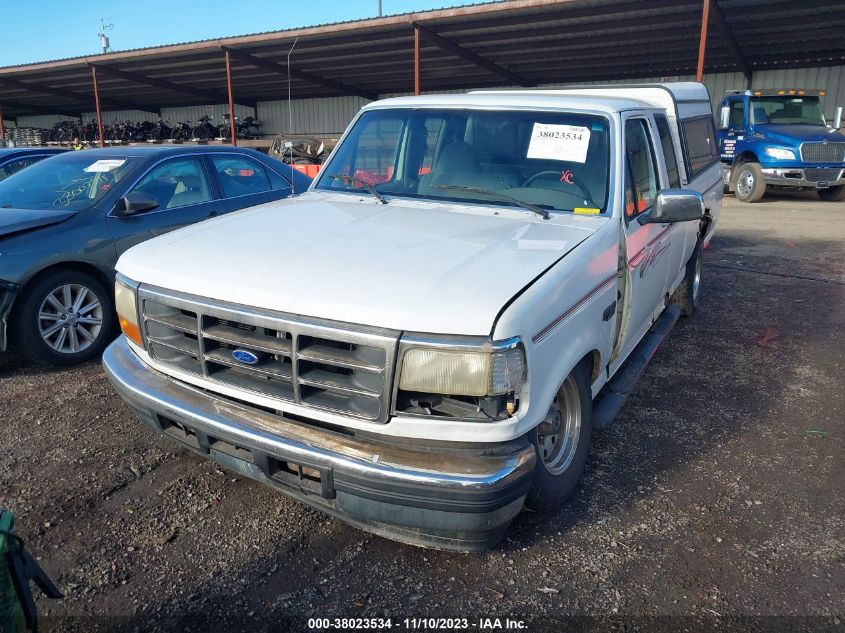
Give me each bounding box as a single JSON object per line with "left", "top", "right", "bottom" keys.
{"left": 719, "top": 106, "right": 731, "bottom": 130}
{"left": 115, "top": 192, "right": 159, "bottom": 217}
{"left": 638, "top": 190, "right": 704, "bottom": 225}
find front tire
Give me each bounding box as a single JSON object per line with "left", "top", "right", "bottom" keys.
{"left": 11, "top": 270, "right": 114, "bottom": 366}
{"left": 733, "top": 162, "right": 766, "bottom": 203}
{"left": 671, "top": 240, "right": 703, "bottom": 317}
{"left": 818, "top": 185, "right": 845, "bottom": 202}
{"left": 525, "top": 362, "right": 592, "bottom": 510}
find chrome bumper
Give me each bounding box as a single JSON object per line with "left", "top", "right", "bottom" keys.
{"left": 103, "top": 337, "right": 535, "bottom": 551}
{"left": 761, "top": 168, "right": 845, "bottom": 188}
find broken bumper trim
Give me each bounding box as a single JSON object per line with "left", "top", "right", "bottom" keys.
{"left": 103, "top": 337, "right": 535, "bottom": 551}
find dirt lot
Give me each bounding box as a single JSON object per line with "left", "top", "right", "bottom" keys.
{"left": 1, "top": 192, "right": 843, "bottom": 633}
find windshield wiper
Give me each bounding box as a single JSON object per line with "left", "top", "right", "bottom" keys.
{"left": 326, "top": 174, "right": 387, "bottom": 204}
{"left": 430, "top": 184, "right": 550, "bottom": 220}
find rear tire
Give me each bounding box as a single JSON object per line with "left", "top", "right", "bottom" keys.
{"left": 525, "top": 361, "right": 592, "bottom": 511}
{"left": 733, "top": 162, "right": 766, "bottom": 203}
{"left": 10, "top": 270, "right": 114, "bottom": 366}
{"left": 671, "top": 239, "right": 703, "bottom": 317}
{"left": 818, "top": 185, "right": 845, "bottom": 202}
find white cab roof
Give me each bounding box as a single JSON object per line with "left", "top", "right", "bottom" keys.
{"left": 366, "top": 93, "right": 659, "bottom": 116}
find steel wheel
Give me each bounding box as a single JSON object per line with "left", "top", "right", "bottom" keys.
{"left": 37, "top": 283, "right": 104, "bottom": 354}
{"left": 536, "top": 375, "right": 583, "bottom": 476}
{"left": 735, "top": 168, "right": 755, "bottom": 199}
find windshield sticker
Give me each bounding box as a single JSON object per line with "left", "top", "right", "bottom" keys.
{"left": 84, "top": 159, "right": 126, "bottom": 173}
{"left": 527, "top": 124, "right": 591, "bottom": 163}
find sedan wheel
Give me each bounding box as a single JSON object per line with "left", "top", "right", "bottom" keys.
{"left": 38, "top": 283, "right": 104, "bottom": 354}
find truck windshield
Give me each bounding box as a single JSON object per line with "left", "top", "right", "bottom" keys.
{"left": 0, "top": 153, "right": 135, "bottom": 211}
{"left": 750, "top": 96, "right": 826, "bottom": 126}
{"left": 315, "top": 108, "right": 610, "bottom": 214}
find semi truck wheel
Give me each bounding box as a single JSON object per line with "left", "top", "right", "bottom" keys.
{"left": 818, "top": 185, "right": 845, "bottom": 202}
{"left": 734, "top": 162, "right": 766, "bottom": 203}
{"left": 525, "top": 361, "right": 592, "bottom": 511}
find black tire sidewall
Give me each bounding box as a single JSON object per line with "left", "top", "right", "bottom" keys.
{"left": 525, "top": 361, "right": 593, "bottom": 510}
{"left": 818, "top": 185, "right": 845, "bottom": 202}
{"left": 11, "top": 270, "right": 115, "bottom": 366}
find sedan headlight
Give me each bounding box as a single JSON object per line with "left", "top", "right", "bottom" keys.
{"left": 399, "top": 338, "right": 525, "bottom": 397}
{"left": 764, "top": 147, "right": 796, "bottom": 160}
{"left": 115, "top": 275, "right": 142, "bottom": 347}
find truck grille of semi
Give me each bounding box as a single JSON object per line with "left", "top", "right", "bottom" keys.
{"left": 138, "top": 287, "right": 397, "bottom": 423}
{"left": 801, "top": 142, "right": 845, "bottom": 163}
{"left": 805, "top": 168, "right": 843, "bottom": 182}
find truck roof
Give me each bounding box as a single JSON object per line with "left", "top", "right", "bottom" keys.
{"left": 367, "top": 92, "right": 660, "bottom": 116}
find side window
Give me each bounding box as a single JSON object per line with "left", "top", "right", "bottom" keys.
{"left": 130, "top": 157, "right": 212, "bottom": 210}
{"left": 624, "top": 118, "right": 658, "bottom": 219}
{"left": 654, "top": 115, "right": 681, "bottom": 189}
{"left": 210, "top": 155, "right": 273, "bottom": 197}
{"left": 682, "top": 117, "right": 719, "bottom": 178}
{"left": 0, "top": 156, "right": 44, "bottom": 181}
{"left": 266, "top": 167, "right": 293, "bottom": 191}
{"left": 729, "top": 100, "right": 745, "bottom": 128}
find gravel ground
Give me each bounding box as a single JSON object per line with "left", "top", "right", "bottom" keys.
{"left": 1, "top": 192, "right": 843, "bottom": 633}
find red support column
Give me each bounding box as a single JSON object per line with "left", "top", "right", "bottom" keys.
{"left": 225, "top": 50, "right": 237, "bottom": 146}
{"left": 414, "top": 24, "right": 421, "bottom": 96}
{"left": 91, "top": 65, "right": 105, "bottom": 147}
{"left": 696, "top": 0, "right": 711, "bottom": 82}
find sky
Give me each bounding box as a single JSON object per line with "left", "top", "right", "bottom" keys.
{"left": 1, "top": 0, "right": 492, "bottom": 67}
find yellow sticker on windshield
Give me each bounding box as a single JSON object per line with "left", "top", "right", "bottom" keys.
{"left": 574, "top": 207, "right": 600, "bottom": 215}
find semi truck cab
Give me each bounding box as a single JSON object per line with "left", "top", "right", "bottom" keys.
{"left": 717, "top": 89, "right": 845, "bottom": 202}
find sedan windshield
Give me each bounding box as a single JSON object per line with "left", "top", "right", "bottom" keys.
{"left": 315, "top": 108, "right": 610, "bottom": 214}
{"left": 750, "top": 96, "right": 826, "bottom": 126}
{"left": 0, "top": 154, "right": 135, "bottom": 211}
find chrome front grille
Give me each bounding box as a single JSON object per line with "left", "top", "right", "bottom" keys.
{"left": 805, "top": 168, "right": 843, "bottom": 183}
{"left": 801, "top": 142, "right": 845, "bottom": 163}
{"left": 139, "top": 286, "right": 397, "bottom": 423}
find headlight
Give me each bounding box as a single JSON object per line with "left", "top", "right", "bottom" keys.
{"left": 764, "top": 147, "right": 796, "bottom": 160}
{"left": 115, "top": 275, "right": 142, "bottom": 347}
{"left": 398, "top": 338, "right": 525, "bottom": 397}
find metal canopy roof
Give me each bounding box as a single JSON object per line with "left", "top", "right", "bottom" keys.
{"left": 0, "top": 0, "right": 843, "bottom": 119}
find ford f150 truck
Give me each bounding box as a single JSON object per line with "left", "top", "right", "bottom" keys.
{"left": 103, "top": 83, "right": 723, "bottom": 551}
{"left": 717, "top": 89, "right": 845, "bottom": 202}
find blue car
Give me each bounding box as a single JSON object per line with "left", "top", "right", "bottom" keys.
{"left": 0, "top": 145, "right": 311, "bottom": 365}
{"left": 0, "top": 148, "right": 68, "bottom": 181}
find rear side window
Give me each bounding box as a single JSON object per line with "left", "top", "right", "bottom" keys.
{"left": 682, "top": 117, "right": 719, "bottom": 179}
{"left": 624, "top": 118, "right": 658, "bottom": 219}
{"left": 211, "top": 156, "right": 272, "bottom": 197}
{"left": 654, "top": 115, "right": 681, "bottom": 188}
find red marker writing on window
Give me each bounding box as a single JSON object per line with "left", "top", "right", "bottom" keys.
{"left": 560, "top": 169, "right": 574, "bottom": 185}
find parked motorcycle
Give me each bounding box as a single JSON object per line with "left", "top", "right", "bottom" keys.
{"left": 171, "top": 121, "right": 193, "bottom": 142}
{"left": 191, "top": 115, "right": 219, "bottom": 141}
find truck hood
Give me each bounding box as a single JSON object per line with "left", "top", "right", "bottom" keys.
{"left": 0, "top": 208, "right": 76, "bottom": 239}
{"left": 753, "top": 124, "right": 845, "bottom": 147}
{"left": 118, "top": 193, "right": 603, "bottom": 335}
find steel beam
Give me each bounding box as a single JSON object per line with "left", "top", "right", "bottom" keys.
{"left": 412, "top": 22, "right": 534, "bottom": 87}
{"left": 0, "top": 76, "right": 136, "bottom": 111}
{"left": 221, "top": 46, "right": 377, "bottom": 101}
{"left": 91, "top": 66, "right": 105, "bottom": 148}
{"left": 89, "top": 63, "right": 244, "bottom": 107}
{"left": 696, "top": 0, "right": 711, "bottom": 81}
{"left": 0, "top": 106, "right": 6, "bottom": 144}
{"left": 710, "top": 0, "right": 752, "bottom": 81}
{"left": 414, "top": 24, "right": 421, "bottom": 96}
{"left": 225, "top": 50, "right": 237, "bottom": 147}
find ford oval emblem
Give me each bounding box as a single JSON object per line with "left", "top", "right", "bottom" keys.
{"left": 232, "top": 349, "right": 260, "bottom": 365}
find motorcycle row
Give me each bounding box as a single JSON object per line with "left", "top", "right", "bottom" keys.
{"left": 48, "top": 114, "right": 261, "bottom": 143}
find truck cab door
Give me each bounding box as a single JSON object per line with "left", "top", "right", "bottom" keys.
{"left": 718, "top": 96, "right": 746, "bottom": 162}
{"left": 610, "top": 115, "right": 673, "bottom": 374}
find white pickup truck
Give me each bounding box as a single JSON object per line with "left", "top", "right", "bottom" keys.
{"left": 104, "top": 83, "right": 723, "bottom": 551}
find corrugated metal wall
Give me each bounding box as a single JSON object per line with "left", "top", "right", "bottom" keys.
{"left": 15, "top": 114, "right": 78, "bottom": 129}
{"left": 257, "top": 96, "right": 370, "bottom": 137}
{"left": 80, "top": 109, "right": 159, "bottom": 123}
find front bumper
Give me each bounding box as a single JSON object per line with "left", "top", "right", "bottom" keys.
{"left": 103, "top": 337, "right": 535, "bottom": 551}
{"left": 761, "top": 167, "right": 845, "bottom": 188}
